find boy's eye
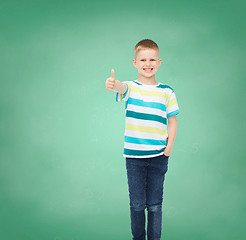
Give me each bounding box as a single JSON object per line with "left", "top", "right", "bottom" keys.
{"left": 140, "top": 59, "right": 156, "bottom": 61}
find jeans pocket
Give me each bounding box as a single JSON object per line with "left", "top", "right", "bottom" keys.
{"left": 162, "top": 155, "right": 169, "bottom": 174}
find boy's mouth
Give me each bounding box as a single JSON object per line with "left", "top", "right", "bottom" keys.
{"left": 143, "top": 68, "right": 153, "bottom": 72}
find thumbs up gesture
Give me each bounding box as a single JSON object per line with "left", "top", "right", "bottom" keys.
{"left": 106, "top": 69, "right": 116, "bottom": 91}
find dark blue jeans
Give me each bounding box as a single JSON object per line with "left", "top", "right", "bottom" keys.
{"left": 126, "top": 154, "right": 169, "bottom": 240}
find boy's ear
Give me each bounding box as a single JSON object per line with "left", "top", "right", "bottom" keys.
{"left": 132, "top": 59, "right": 137, "bottom": 67}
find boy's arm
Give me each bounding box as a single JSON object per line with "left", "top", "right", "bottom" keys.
{"left": 164, "top": 115, "right": 178, "bottom": 156}
{"left": 105, "top": 69, "right": 127, "bottom": 95}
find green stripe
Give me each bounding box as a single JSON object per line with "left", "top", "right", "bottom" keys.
{"left": 126, "top": 110, "right": 166, "bottom": 124}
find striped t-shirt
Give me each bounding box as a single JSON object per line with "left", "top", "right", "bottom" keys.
{"left": 116, "top": 79, "right": 180, "bottom": 159}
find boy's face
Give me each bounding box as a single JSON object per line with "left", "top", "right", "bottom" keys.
{"left": 132, "top": 48, "right": 161, "bottom": 78}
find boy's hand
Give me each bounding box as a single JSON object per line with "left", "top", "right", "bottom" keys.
{"left": 164, "top": 143, "right": 171, "bottom": 156}
{"left": 164, "top": 148, "right": 171, "bottom": 157}
{"left": 105, "top": 69, "right": 127, "bottom": 94}
{"left": 106, "top": 69, "right": 116, "bottom": 91}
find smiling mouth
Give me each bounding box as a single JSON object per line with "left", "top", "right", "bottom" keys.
{"left": 143, "top": 68, "right": 153, "bottom": 71}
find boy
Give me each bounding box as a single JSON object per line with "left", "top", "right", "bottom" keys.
{"left": 105, "top": 39, "right": 180, "bottom": 240}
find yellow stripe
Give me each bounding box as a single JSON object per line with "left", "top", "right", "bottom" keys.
{"left": 126, "top": 123, "right": 167, "bottom": 136}
{"left": 131, "top": 86, "right": 169, "bottom": 100}
{"left": 167, "top": 98, "right": 177, "bottom": 108}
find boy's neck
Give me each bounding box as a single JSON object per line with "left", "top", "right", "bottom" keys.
{"left": 137, "top": 75, "right": 158, "bottom": 85}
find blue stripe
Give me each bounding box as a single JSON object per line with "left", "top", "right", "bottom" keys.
{"left": 128, "top": 97, "right": 166, "bottom": 111}
{"left": 167, "top": 109, "right": 180, "bottom": 118}
{"left": 126, "top": 110, "right": 167, "bottom": 124}
{"left": 125, "top": 136, "right": 167, "bottom": 146}
{"left": 133, "top": 80, "right": 142, "bottom": 85}
{"left": 157, "top": 84, "right": 174, "bottom": 92}
{"left": 124, "top": 147, "right": 165, "bottom": 156}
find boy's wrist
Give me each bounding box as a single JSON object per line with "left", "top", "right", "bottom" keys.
{"left": 113, "top": 80, "right": 127, "bottom": 94}
{"left": 164, "top": 147, "right": 171, "bottom": 156}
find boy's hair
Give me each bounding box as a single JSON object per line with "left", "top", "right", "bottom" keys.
{"left": 134, "top": 39, "right": 159, "bottom": 59}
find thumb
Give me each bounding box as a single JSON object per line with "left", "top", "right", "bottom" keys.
{"left": 111, "top": 69, "right": 115, "bottom": 80}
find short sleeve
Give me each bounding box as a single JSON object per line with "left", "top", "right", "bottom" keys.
{"left": 116, "top": 81, "right": 131, "bottom": 102}
{"left": 166, "top": 90, "right": 180, "bottom": 118}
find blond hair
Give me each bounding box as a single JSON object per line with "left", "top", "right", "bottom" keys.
{"left": 134, "top": 39, "right": 159, "bottom": 59}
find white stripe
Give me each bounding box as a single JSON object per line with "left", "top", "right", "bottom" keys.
{"left": 132, "top": 83, "right": 166, "bottom": 93}
{"left": 124, "top": 142, "right": 166, "bottom": 151}
{"left": 169, "top": 91, "right": 176, "bottom": 100}
{"left": 167, "top": 104, "right": 179, "bottom": 114}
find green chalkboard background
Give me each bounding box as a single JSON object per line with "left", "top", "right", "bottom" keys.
{"left": 1, "top": 0, "right": 245, "bottom": 239}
